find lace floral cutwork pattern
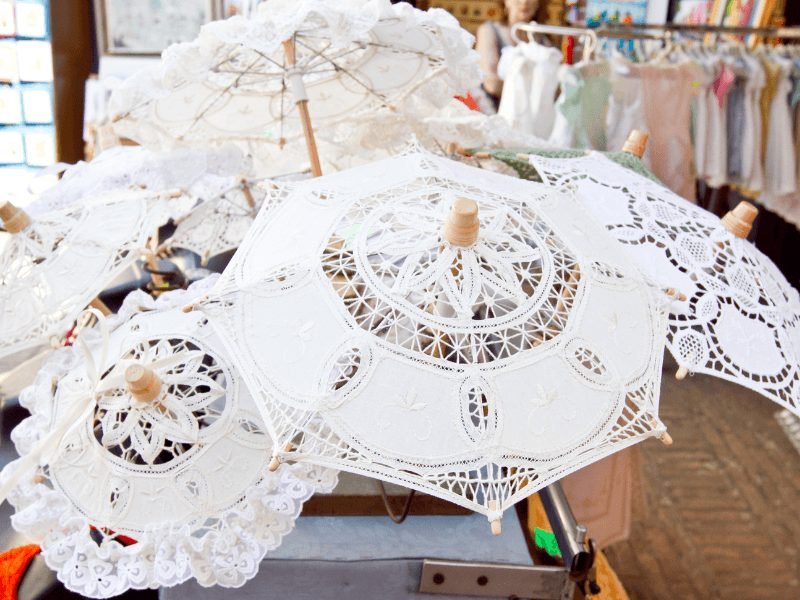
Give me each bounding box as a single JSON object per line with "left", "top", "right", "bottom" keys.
{"left": 528, "top": 152, "right": 800, "bottom": 413}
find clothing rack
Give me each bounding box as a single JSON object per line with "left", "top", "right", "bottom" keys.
{"left": 511, "top": 22, "right": 671, "bottom": 63}
{"left": 510, "top": 22, "right": 601, "bottom": 62}
{"left": 512, "top": 21, "right": 670, "bottom": 45}
{"left": 512, "top": 21, "right": 800, "bottom": 51}
{"left": 599, "top": 22, "right": 800, "bottom": 41}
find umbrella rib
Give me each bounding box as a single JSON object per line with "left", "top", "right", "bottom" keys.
{"left": 363, "top": 40, "right": 439, "bottom": 60}
{"left": 303, "top": 43, "right": 364, "bottom": 70}
{"left": 184, "top": 53, "right": 267, "bottom": 134}
{"left": 294, "top": 38, "right": 388, "bottom": 105}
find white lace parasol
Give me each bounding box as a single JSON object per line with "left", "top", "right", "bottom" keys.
{"left": 2, "top": 278, "right": 337, "bottom": 598}
{"left": 28, "top": 145, "right": 252, "bottom": 220}
{"left": 196, "top": 151, "right": 670, "bottom": 527}
{"left": 0, "top": 190, "right": 180, "bottom": 366}
{"left": 110, "top": 0, "right": 478, "bottom": 176}
{"left": 525, "top": 152, "right": 800, "bottom": 415}
{"left": 160, "top": 179, "right": 288, "bottom": 266}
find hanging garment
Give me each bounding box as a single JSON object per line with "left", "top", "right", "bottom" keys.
{"left": 763, "top": 57, "right": 797, "bottom": 196}
{"left": 739, "top": 53, "right": 766, "bottom": 193}
{"left": 498, "top": 42, "right": 563, "bottom": 139}
{"left": 549, "top": 61, "right": 612, "bottom": 150}
{"left": 608, "top": 56, "right": 702, "bottom": 200}
{"left": 724, "top": 58, "right": 748, "bottom": 185}
{"left": 692, "top": 59, "right": 716, "bottom": 182}
{"left": 704, "top": 60, "right": 733, "bottom": 188}
{"left": 758, "top": 57, "right": 782, "bottom": 161}
{"left": 606, "top": 56, "right": 647, "bottom": 155}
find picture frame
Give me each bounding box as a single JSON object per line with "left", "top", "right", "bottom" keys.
{"left": 93, "top": 0, "right": 222, "bottom": 57}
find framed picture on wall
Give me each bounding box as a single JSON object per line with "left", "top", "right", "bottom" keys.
{"left": 94, "top": 0, "right": 222, "bottom": 56}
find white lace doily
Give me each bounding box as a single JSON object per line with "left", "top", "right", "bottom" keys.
{"left": 200, "top": 151, "right": 669, "bottom": 522}
{"left": 110, "top": 0, "right": 478, "bottom": 175}
{"left": 3, "top": 278, "right": 337, "bottom": 598}
{"left": 527, "top": 152, "right": 800, "bottom": 415}
{"left": 0, "top": 190, "right": 172, "bottom": 364}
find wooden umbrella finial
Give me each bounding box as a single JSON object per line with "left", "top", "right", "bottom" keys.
{"left": 125, "top": 364, "right": 162, "bottom": 403}
{"left": 444, "top": 198, "right": 479, "bottom": 248}
{"left": 721, "top": 201, "right": 758, "bottom": 239}
{"left": 622, "top": 130, "right": 649, "bottom": 158}
{"left": 0, "top": 201, "right": 31, "bottom": 234}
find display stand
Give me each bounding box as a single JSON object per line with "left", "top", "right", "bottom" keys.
{"left": 161, "top": 473, "right": 595, "bottom": 600}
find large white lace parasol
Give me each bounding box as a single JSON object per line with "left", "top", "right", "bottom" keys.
{"left": 2, "top": 278, "right": 337, "bottom": 598}
{"left": 195, "top": 152, "right": 671, "bottom": 528}
{"left": 0, "top": 190, "right": 181, "bottom": 367}
{"left": 110, "top": 0, "right": 478, "bottom": 177}
{"left": 524, "top": 152, "right": 800, "bottom": 416}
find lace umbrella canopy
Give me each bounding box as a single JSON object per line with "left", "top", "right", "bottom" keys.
{"left": 158, "top": 178, "right": 277, "bottom": 266}
{"left": 524, "top": 152, "right": 800, "bottom": 416}
{"left": 27, "top": 145, "right": 251, "bottom": 219}
{"left": 194, "top": 152, "right": 672, "bottom": 529}
{"left": 30, "top": 144, "right": 270, "bottom": 269}
{"left": 1, "top": 279, "right": 337, "bottom": 598}
{"left": 109, "top": 0, "right": 478, "bottom": 177}
{"left": 0, "top": 189, "right": 184, "bottom": 374}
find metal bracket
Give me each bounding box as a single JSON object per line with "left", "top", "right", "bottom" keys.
{"left": 419, "top": 560, "right": 573, "bottom": 599}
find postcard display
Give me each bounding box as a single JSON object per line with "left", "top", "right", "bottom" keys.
{"left": 0, "top": 0, "right": 55, "bottom": 190}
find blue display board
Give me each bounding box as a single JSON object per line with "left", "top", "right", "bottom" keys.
{"left": 0, "top": 0, "right": 54, "bottom": 178}
{"left": 586, "top": 0, "right": 650, "bottom": 26}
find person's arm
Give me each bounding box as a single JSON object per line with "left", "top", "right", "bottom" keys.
{"left": 476, "top": 22, "right": 503, "bottom": 98}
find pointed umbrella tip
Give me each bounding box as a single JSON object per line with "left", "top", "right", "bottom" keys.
{"left": 0, "top": 201, "right": 31, "bottom": 234}
{"left": 622, "top": 129, "right": 649, "bottom": 158}
{"left": 721, "top": 201, "right": 759, "bottom": 239}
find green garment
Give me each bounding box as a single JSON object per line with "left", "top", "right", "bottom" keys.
{"left": 470, "top": 147, "right": 661, "bottom": 184}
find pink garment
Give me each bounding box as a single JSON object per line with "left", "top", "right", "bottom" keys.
{"left": 713, "top": 63, "right": 735, "bottom": 108}
{"left": 608, "top": 57, "right": 702, "bottom": 201}
{"left": 561, "top": 447, "right": 640, "bottom": 549}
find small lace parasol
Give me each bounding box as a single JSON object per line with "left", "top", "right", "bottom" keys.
{"left": 27, "top": 145, "right": 251, "bottom": 219}
{"left": 524, "top": 149, "right": 800, "bottom": 416}
{"left": 158, "top": 178, "right": 286, "bottom": 266}
{"left": 110, "top": 0, "right": 478, "bottom": 177}
{"left": 194, "top": 151, "right": 672, "bottom": 531}
{"left": 1, "top": 278, "right": 337, "bottom": 598}
{"left": 0, "top": 189, "right": 184, "bottom": 368}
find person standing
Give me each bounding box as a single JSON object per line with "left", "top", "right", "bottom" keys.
{"left": 475, "top": 0, "right": 540, "bottom": 110}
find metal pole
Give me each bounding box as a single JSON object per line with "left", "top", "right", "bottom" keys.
{"left": 538, "top": 482, "right": 593, "bottom": 577}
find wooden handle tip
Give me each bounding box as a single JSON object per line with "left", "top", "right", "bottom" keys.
{"left": 0, "top": 201, "right": 31, "bottom": 233}
{"left": 125, "top": 364, "right": 161, "bottom": 403}
{"left": 444, "top": 198, "right": 480, "bottom": 247}
{"left": 722, "top": 201, "right": 758, "bottom": 239}
{"left": 622, "top": 129, "right": 649, "bottom": 157}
